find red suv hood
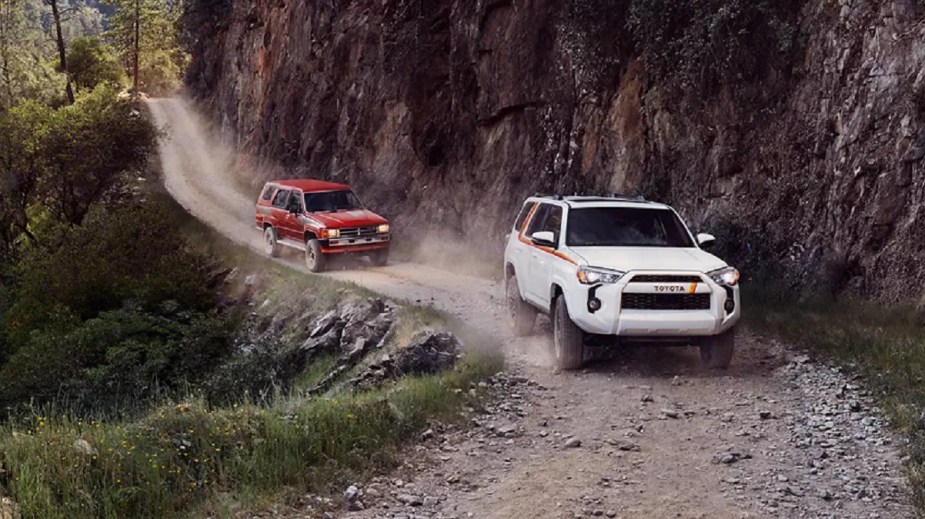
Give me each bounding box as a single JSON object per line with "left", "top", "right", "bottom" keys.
{"left": 307, "top": 209, "right": 387, "bottom": 228}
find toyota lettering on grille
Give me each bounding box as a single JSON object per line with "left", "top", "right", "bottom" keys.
{"left": 655, "top": 284, "right": 699, "bottom": 294}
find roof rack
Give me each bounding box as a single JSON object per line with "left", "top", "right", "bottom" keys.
{"left": 534, "top": 193, "right": 565, "bottom": 200}
{"left": 609, "top": 193, "right": 647, "bottom": 201}
{"left": 534, "top": 193, "right": 649, "bottom": 203}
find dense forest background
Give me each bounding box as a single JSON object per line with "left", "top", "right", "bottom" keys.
{"left": 0, "top": 0, "right": 233, "bottom": 415}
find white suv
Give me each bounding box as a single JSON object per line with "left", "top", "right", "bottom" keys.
{"left": 503, "top": 195, "right": 741, "bottom": 370}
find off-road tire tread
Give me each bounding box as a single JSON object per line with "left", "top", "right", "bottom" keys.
{"left": 554, "top": 295, "right": 585, "bottom": 370}
{"left": 506, "top": 275, "right": 536, "bottom": 336}
{"left": 264, "top": 227, "right": 281, "bottom": 258}
{"left": 700, "top": 327, "right": 735, "bottom": 369}
{"left": 305, "top": 239, "right": 326, "bottom": 273}
{"left": 370, "top": 249, "right": 389, "bottom": 267}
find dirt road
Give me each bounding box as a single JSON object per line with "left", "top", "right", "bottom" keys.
{"left": 148, "top": 97, "right": 912, "bottom": 519}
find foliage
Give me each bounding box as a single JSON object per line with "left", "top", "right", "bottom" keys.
{"left": 0, "top": 86, "right": 156, "bottom": 257}
{"left": 0, "top": 305, "right": 235, "bottom": 413}
{"left": 5, "top": 201, "right": 216, "bottom": 350}
{"left": 0, "top": 0, "right": 60, "bottom": 108}
{"left": 106, "top": 0, "right": 188, "bottom": 95}
{"left": 627, "top": 0, "right": 801, "bottom": 99}
{"left": 41, "top": 85, "right": 156, "bottom": 224}
{"left": 66, "top": 36, "right": 125, "bottom": 92}
{"left": 0, "top": 100, "right": 53, "bottom": 257}
{"left": 0, "top": 350, "right": 502, "bottom": 519}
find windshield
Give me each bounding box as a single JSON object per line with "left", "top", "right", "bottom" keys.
{"left": 303, "top": 190, "right": 363, "bottom": 212}
{"left": 566, "top": 207, "right": 695, "bottom": 248}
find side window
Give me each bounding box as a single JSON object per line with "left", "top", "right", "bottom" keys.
{"left": 261, "top": 185, "right": 275, "bottom": 201}
{"left": 543, "top": 206, "right": 563, "bottom": 235}
{"left": 525, "top": 204, "right": 551, "bottom": 236}
{"left": 271, "top": 190, "right": 291, "bottom": 208}
{"left": 513, "top": 202, "right": 534, "bottom": 232}
{"left": 289, "top": 192, "right": 303, "bottom": 212}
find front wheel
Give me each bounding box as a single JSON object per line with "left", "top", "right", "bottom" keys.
{"left": 553, "top": 294, "right": 585, "bottom": 371}
{"left": 506, "top": 275, "right": 536, "bottom": 336}
{"left": 700, "top": 328, "right": 735, "bottom": 369}
{"left": 305, "top": 239, "right": 326, "bottom": 273}
{"left": 369, "top": 248, "right": 389, "bottom": 267}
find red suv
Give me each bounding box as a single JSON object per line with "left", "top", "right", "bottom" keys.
{"left": 255, "top": 179, "right": 391, "bottom": 272}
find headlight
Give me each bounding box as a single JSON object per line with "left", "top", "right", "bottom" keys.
{"left": 577, "top": 266, "right": 625, "bottom": 285}
{"left": 322, "top": 229, "right": 340, "bottom": 239}
{"left": 378, "top": 224, "right": 390, "bottom": 234}
{"left": 708, "top": 266, "right": 740, "bottom": 286}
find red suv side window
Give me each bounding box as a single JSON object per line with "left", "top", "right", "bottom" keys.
{"left": 261, "top": 185, "right": 275, "bottom": 201}
{"left": 271, "top": 190, "right": 291, "bottom": 208}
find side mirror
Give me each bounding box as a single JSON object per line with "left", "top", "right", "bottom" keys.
{"left": 697, "top": 233, "right": 716, "bottom": 249}
{"left": 531, "top": 231, "right": 557, "bottom": 248}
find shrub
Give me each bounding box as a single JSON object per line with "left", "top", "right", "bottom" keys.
{"left": 66, "top": 36, "right": 127, "bottom": 93}
{"left": 0, "top": 304, "right": 236, "bottom": 414}
{"left": 5, "top": 201, "right": 217, "bottom": 350}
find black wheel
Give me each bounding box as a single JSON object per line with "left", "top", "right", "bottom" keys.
{"left": 305, "top": 239, "right": 326, "bottom": 273}
{"left": 369, "top": 248, "right": 389, "bottom": 267}
{"left": 506, "top": 274, "right": 536, "bottom": 336}
{"left": 264, "top": 227, "right": 280, "bottom": 258}
{"left": 553, "top": 294, "right": 585, "bottom": 370}
{"left": 700, "top": 327, "right": 735, "bottom": 369}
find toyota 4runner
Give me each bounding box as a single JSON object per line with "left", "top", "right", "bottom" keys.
{"left": 256, "top": 179, "right": 391, "bottom": 272}
{"left": 503, "top": 195, "right": 741, "bottom": 370}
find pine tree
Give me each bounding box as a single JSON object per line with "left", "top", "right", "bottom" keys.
{"left": 106, "top": 0, "right": 184, "bottom": 97}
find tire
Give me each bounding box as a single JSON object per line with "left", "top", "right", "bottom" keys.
{"left": 553, "top": 294, "right": 585, "bottom": 370}
{"left": 305, "top": 238, "right": 326, "bottom": 273}
{"left": 700, "top": 327, "right": 735, "bottom": 369}
{"left": 264, "top": 226, "right": 281, "bottom": 258}
{"left": 369, "top": 248, "right": 389, "bottom": 267}
{"left": 506, "top": 275, "right": 536, "bottom": 336}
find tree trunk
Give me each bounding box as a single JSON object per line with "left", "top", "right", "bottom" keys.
{"left": 133, "top": 0, "right": 139, "bottom": 96}
{"left": 49, "top": 0, "right": 74, "bottom": 104}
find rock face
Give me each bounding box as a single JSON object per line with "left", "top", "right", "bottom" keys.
{"left": 186, "top": 0, "right": 925, "bottom": 299}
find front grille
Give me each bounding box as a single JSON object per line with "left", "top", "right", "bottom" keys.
{"left": 629, "top": 275, "right": 703, "bottom": 283}
{"left": 339, "top": 226, "right": 379, "bottom": 238}
{"left": 621, "top": 293, "right": 711, "bottom": 310}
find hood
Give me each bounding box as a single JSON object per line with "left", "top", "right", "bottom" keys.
{"left": 305, "top": 209, "right": 388, "bottom": 228}
{"left": 569, "top": 246, "right": 728, "bottom": 273}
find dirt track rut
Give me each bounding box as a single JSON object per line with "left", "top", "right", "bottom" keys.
{"left": 148, "top": 97, "right": 911, "bottom": 519}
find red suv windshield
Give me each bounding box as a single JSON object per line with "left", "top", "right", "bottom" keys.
{"left": 304, "top": 190, "right": 363, "bottom": 212}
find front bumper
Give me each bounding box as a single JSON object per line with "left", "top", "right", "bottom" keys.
{"left": 320, "top": 235, "right": 390, "bottom": 255}
{"left": 566, "top": 271, "right": 740, "bottom": 337}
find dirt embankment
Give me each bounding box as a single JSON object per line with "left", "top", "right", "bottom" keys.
{"left": 150, "top": 97, "right": 912, "bottom": 518}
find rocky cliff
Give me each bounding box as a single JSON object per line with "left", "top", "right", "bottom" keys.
{"left": 184, "top": 0, "right": 925, "bottom": 300}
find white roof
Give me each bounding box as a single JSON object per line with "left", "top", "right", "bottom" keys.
{"left": 528, "top": 196, "right": 670, "bottom": 210}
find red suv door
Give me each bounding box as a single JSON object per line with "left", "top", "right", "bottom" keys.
{"left": 278, "top": 190, "right": 304, "bottom": 241}
{"left": 269, "top": 189, "right": 295, "bottom": 240}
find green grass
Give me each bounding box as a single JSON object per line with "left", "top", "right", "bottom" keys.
{"left": 0, "top": 350, "right": 502, "bottom": 519}
{"left": 745, "top": 290, "right": 925, "bottom": 512}
{"left": 0, "top": 181, "right": 505, "bottom": 518}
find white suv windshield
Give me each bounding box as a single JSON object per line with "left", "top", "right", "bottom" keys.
{"left": 566, "top": 207, "right": 695, "bottom": 248}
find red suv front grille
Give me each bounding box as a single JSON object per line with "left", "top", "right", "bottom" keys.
{"left": 339, "top": 226, "right": 379, "bottom": 238}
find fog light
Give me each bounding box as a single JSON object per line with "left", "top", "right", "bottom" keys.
{"left": 724, "top": 298, "right": 736, "bottom": 313}
{"left": 588, "top": 298, "right": 602, "bottom": 313}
